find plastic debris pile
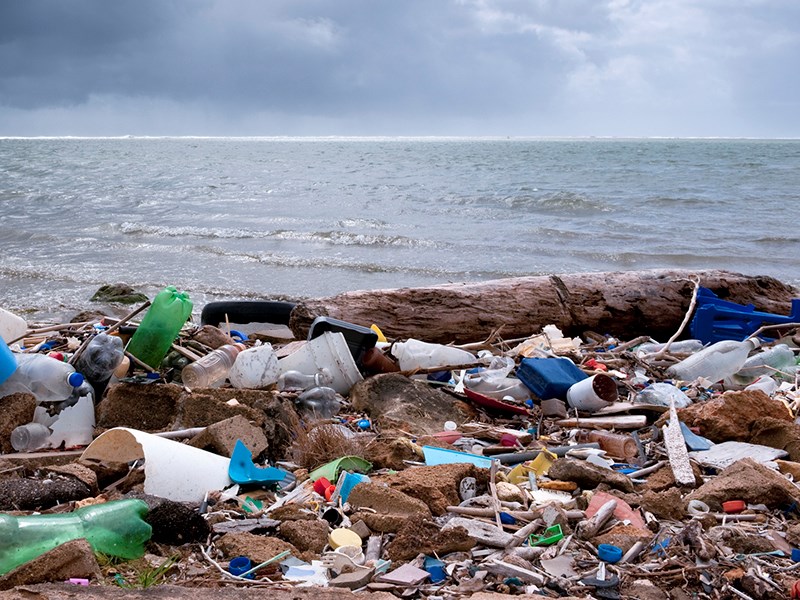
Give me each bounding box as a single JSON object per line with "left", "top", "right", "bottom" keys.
{"left": 1, "top": 285, "right": 800, "bottom": 599}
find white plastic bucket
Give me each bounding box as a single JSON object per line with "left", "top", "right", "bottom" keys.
{"left": 277, "top": 332, "right": 363, "bottom": 395}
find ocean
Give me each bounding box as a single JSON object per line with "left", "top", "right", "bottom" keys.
{"left": 1, "top": 137, "right": 798, "bottom": 321}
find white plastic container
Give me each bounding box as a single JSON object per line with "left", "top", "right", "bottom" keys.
{"left": 0, "top": 308, "right": 27, "bottom": 344}
{"left": 0, "top": 353, "right": 85, "bottom": 402}
{"left": 229, "top": 343, "right": 280, "bottom": 389}
{"left": 390, "top": 339, "right": 476, "bottom": 371}
{"left": 566, "top": 373, "right": 618, "bottom": 412}
{"left": 277, "top": 332, "right": 363, "bottom": 395}
{"left": 666, "top": 338, "right": 761, "bottom": 384}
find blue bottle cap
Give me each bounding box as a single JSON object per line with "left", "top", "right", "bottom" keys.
{"left": 792, "top": 548, "right": 800, "bottom": 562}
{"left": 229, "top": 556, "right": 254, "bottom": 578}
{"left": 357, "top": 419, "right": 371, "bottom": 430}
{"left": 597, "top": 543, "right": 623, "bottom": 563}
{"left": 68, "top": 372, "right": 85, "bottom": 387}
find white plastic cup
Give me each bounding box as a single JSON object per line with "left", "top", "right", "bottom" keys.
{"left": 229, "top": 344, "right": 280, "bottom": 389}
{"left": 566, "top": 373, "right": 618, "bottom": 412}
{"left": 277, "top": 332, "right": 363, "bottom": 395}
{"left": 11, "top": 423, "right": 52, "bottom": 452}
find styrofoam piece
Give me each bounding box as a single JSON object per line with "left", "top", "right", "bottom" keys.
{"left": 689, "top": 441, "right": 788, "bottom": 470}
{"left": 277, "top": 332, "right": 363, "bottom": 395}
{"left": 80, "top": 427, "right": 232, "bottom": 502}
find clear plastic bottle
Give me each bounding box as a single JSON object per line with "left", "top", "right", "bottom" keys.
{"left": 726, "top": 343, "right": 797, "bottom": 387}
{"left": 390, "top": 339, "right": 476, "bottom": 371}
{"left": 635, "top": 339, "right": 705, "bottom": 357}
{"left": 125, "top": 286, "right": 193, "bottom": 369}
{"left": 0, "top": 498, "right": 151, "bottom": 575}
{"left": 295, "top": 386, "right": 341, "bottom": 419}
{"left": 181, "top": 343, "right": 245, "bottom": 389}
{"left": 74, "top": 333, "right": 125, "bottom": 399}
{"left": 10, "top": 422, "right": 52, "bottom": 452}
{"left": 228, "top": 343, "right": 280, "bottom": 389}
{"left": 277, "top": 369, "right": 333, "bottom": 391}
{"left": 0, "top": 353, "right": 85, "bottom": 402}
{"left": 666, "top": 338, "right": 761, "bottom": 384}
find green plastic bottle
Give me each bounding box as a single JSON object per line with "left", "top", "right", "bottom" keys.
{"left": 126, "top": 286, "right": 193, "bottom": 369}
{"left": 0, "top": 498, "right": 152, "bottom": 575}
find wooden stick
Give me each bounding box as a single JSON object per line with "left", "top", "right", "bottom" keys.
{"left": 69, "top": 300, "right": 152, "bottom": 366}
{"left": 651, "top": 275, "right": 700, "bottom": 360}
{"left": 576, "top": 498, "right": 617, "bottom": 540}
{"left": 124, "top": 350, "right": 156, "bottom": 373}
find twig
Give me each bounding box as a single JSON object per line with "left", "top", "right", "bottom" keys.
{"left": 651, "top": 275, "right": 700, "bottom": 360}
{"left": 124, "top": 350, "right": 156, "bottom": 373}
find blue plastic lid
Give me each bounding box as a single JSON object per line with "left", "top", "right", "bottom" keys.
{"left": 68, "top": 372, "right": 85, "bottom": 387}
{"left": 228, "top": 556, "right": 254, "bottom": 578}
{"left": 597, "top": 543, "right": 623, "bottom": 563}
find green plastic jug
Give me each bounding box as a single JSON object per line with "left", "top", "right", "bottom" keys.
{"left": 126, "top": 286, "right": 192, "bottom": 369}
{"left": 0, "top": 498, "right": 152, "bottom": 574}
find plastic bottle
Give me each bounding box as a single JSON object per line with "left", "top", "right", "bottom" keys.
{"left": 745, "top": 375, "right": 779, "bottom": 396}
{"left": 0, "top": 337, "right": 15, "bottom": 385}
{"left": 125, "top": 286, "right": 193, "bottom": 369}
{"left": 0, "top": 353, "right": 85, "bottom": 402}
{"left": 228, "top": 343, "right": 280, "bottom": 389}
{"left": 180, "top": 343, "right": 245, "bottom": 389}
{"left": 295, "top": 386, "right": 341, "bottom": 419}
{"left": 726, "top": 343, "right": 797, "bottom": 387}
{"left": 74, "top": 333, "right": 125, "bottom": 400}
{"left": 277, "top": 369, "right": 334, "bottom": 391}
{"left": 0, "top": 307, "right": 27, "bottom": 344}
{"left": 635, "top": 339, "right": 704, "bottom": 357}
{"left": 666, "top": 338, "right": 761, "bottom": 384}
{"left": 0, "top": 498, "right": 152, "bottom": 575}
{"left": 634, "top": 382, "right": 693, "bottom": 408}
{"left": 390, "top": 339, "right": 476, "bottom": 371}
{"left": 10, "top": 422, "right": 52, "bottom": 452}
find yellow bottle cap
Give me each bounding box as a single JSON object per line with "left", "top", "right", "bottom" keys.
{"left": 328, "top": 527, "right": 362, "bottom": 549}
{"left": 370, "top": 324, "right": 387, "bottom": 343}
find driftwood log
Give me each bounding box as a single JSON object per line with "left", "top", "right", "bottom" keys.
{"left": 289, "top": 269, "right": 798, "bottom": 344}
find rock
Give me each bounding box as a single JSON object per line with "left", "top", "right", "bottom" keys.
{"left": 749, "top": 417, "right": 800, "bottom": 461}
{"left": 547, "top": 458, "right": 635, "bottom": 493}
{"left": 593, "top": 523, "right": 654, "bottom": 552}
{"left": 623, "top": 579, "right": 669, "bottom": 600}
{"left": 0, "top": 392, "right": 36, "bottom": 454}
{"left": 128, "top": 494, "right": 211, "bottom": 545}
{"left": 386, "top": 520, "right": 475, "bottom": 562}
{"left": 707, "top": 526, "right": 775, "bottom": 554}
{"left": 97, "top": 382, "right": 183, "bottom": 431}
{"left": 280, "top": 519, "right": 329, "bottom": 554}
{"left": 640, "top": 488, "right": 686, "bottom": 521}
{"left": 675, "top": 390, "right": 791, "bottom": 443}
{"left": 348, "top": 373, "right": 473, "bottom": 435}
{"left": 495, "top": 481, "right": 526, "bottom": 504}
{"left": 0, "top": 538, "right": 101, "bottom": 590}
{"left": 377, "top": 463, "right": 489, "bottom": 516}
{"left": 329, "top": 568, "right": 375, "bottom": 590}
{"left": 347, "top": 482, "right": 431, "bottom": 533}
{"left": 270, "top": 504, "right": 319, "bottom": 522}
{"left": 188, "top": 415, "right": 268, "bottom": 459}
{"left": 442, "top": 516, "right": 515, "bottom": 548}
{"left": 216, "top": 532, "right": 299, "bottom": 564}
{"left": 90, "top": 283, "right": 148, "bottom": 304}
{"left": 45, "top": 464, "right": 99, "bottom": 494}
{"left": 191, "top": 325, "right": 234, "bottom": 349}
{"left": 641, "top": 463, "right": 704, "bottom": 493}
{"left": 685, "top": 458, "right": 800, "bottom": 511}
{"left": 0, "top": 475, "right": 92, "bottom": 511}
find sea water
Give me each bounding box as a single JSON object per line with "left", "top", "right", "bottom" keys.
{"left": 0, "top": 137, "right": 798, "bottom": 320}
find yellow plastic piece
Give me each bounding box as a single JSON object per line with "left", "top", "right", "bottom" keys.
{"left": 370, "top": 324, "right": 387, "bottom": 343}
{"left": 328, "top": 528, "right": 363, "bottom": 549}
{"left": 508, "top": 449, "right": 557, "bottom": 484}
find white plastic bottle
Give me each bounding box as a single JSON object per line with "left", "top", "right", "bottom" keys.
{"left": 181, "top": 343, "right": 245, "bottom": 389}
{"left": 0, "top": 353, "right": 85, "bottom": 402}
{"left": 229, "top": 343, "right": 280, "bottom": 389}
{"left": 0, "top": 308, "right": 27, "bottom": 344}
{"left": 666, "top": 338, "right": 761, "bottom": 384}
{"left": 390, "top": 339, "right": 477, "bottom": 371}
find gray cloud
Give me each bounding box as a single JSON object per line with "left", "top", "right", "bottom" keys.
{"left": 0, "top": 0, "right": 798, "bottom": 136}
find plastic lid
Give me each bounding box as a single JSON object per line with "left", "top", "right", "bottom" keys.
{"left": 328, "top": 528, "right": 362, "bottom": 549}
{"left": 722, "top": 500, "right": 746, "bottom": 514}
{"left": 597, "top": 543, "right": 623, "bottom": 563}
{"left": 68, "top": 372, "right": 85, "bottom": 387}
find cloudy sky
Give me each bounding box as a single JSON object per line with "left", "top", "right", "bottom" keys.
{"left": 1, "top": 0, "right": 797, "bottom": 137}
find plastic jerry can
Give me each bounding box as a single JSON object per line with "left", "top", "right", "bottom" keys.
{"left": 516, "top": 356, "right": 587, "bottom": 400}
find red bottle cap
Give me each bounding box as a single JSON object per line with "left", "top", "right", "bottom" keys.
{"left": 313, "top": 477, "right": 331, "bottom": 496}
{"left": 324, "top": 485, "right": 336, "bottom": 502}
{"left": 722, "top": 500, "right": 746, "bottom": 514}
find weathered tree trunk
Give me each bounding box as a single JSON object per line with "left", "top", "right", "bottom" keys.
{"left": 289, "top": 269, "right": 798, "bottom": 344}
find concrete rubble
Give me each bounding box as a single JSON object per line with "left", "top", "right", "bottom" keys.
{"left": 1, "top": 282, "right": 800, "bottom": 600}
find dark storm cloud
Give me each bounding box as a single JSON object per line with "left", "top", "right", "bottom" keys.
{"left": 0, "top": 0, "right": 798, "bottom": 136}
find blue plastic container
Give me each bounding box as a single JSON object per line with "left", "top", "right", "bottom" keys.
{"left": 0, "top": 338, "right": 16, "bottom": 385}
{"left": 516, "top": 357, "right": 587, "bottom": 400}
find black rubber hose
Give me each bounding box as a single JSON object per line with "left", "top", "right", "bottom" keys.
{"left": 200, "top": 301, "right": 297, "bottom": 327}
